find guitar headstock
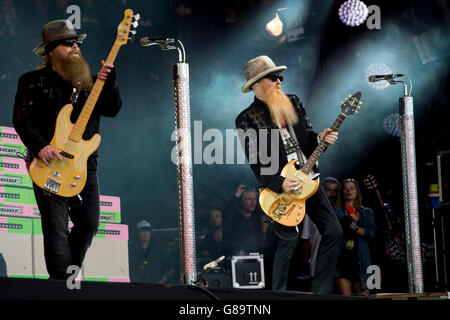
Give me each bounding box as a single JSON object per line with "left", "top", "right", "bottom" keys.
{"left": 341, "top": 91, "right": 362, "bottom": 116}
{"left": 364, "top": 175, "right": 378, "bottom": 190}
{"left": 116, "top": 9, "right": 140, "bottom": 45}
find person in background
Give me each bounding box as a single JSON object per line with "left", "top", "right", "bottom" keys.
{"left": 321, "top": 177, "right": 340, "bottom": 207}
{"left": 334, "top": 179, "right": 377, "bottom": 296}
{"left": 222, "top": 185, "right": 265, "bottom": 256}
{"left": 198, "top": 208, "right": 224, "bottom": 260}
{"left": 129, "top": 220, "right": 175, "bottom": 284}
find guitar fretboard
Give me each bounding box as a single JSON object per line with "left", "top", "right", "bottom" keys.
{"left": 301, "top": 113, "right": 347, "bottom": 174}
{"left": 69, "top": 43, "right": 122, "bottom": 142}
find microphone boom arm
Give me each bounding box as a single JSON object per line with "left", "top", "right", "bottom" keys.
{"left": 140, "top": 37, "right": 186, "bottom": 63}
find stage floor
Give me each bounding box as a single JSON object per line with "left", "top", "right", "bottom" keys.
{"left": 1, "top": 278, "right": 449, "bottom": 318}
{"left": 0, "top": 277, "right": 370, "bottom": 301}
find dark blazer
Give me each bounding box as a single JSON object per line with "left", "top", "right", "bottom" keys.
{"left": 13, "top": 66, "right": 122, "bottom": 170}
{"left": 235, "top": 94, "right": 319, "bottom": 193}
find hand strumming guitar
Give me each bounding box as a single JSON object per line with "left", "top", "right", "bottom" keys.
{"left": 282, "top": 177, "right": 303, "bottom": 194}
{"left": 38, "top": 145, "right": 63, "bottom": 166}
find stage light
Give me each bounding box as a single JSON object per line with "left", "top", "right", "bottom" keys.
{"left": 383, "top": 113, "right": 401, "bottom": 137}
{"left": 338, "top": 0, "right": 369, "bottom": 27}
{"left": 266, "top": 13, "right": 284, "bottom": 37}
{"left": 365, "top": 62, "right": 392, "bottom": 90}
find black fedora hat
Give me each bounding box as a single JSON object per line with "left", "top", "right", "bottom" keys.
{"left": 33, "top": 20, "right": 87, "bottom": 56}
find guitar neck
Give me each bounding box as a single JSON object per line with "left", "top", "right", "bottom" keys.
{"left": 301, "top": 113, "right": 347, "bottom": 174}
{"left": 69, "top": 43, "right": 121, "bottom": 142}
{"left": 374, "top": 188, "right": 393, "bottom": 231}
{"left": 374, "top": 189, "right": 384, "bottom": 208}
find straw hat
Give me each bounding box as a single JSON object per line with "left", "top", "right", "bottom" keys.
{"left": 241, "top": 55, "right": 287, "bottom": 93}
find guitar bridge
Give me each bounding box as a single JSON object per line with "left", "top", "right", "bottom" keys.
{"left": 44, "top": 177, "right": 61, "bottom": 193}
{"left": 272, "top": 198, "right": 293, "bottom": 220}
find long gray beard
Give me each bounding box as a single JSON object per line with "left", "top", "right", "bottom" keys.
{"left": 51, "top": 53, "right": 93, "bottom": 91}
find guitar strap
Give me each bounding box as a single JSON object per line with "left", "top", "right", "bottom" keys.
{"left": 279, "top": 125, "right": 306, "bottom": 166}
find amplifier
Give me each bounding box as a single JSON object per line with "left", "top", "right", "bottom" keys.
{"left": 0, "top": 126, "right": 26, "bottom": 158}
{"left": 99, "top": 195, "right": 121, "bottom": 223}
{"left": 29, "top": 194, "right": 122, "bottom": 223}
{"left": 31, "top": 219, "right": 84, "bottom": 280}
{"left": 0, "top": 156, "right": 32, "bottom": 188}
{"left": 0, "top": 216, "right": 33, "bottom": 278}
{"left": 0, "top": 186, "right": 34, "bottom": 218}
{"left": 82, "top": 223, "right": 129, "bottom": 282}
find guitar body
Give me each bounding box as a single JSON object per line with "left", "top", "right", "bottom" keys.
{"left": 259, "top": 159, "right": 320, "bottom": 226}
{"left": 29, "top": 104, "right": 101, "bottom": 197}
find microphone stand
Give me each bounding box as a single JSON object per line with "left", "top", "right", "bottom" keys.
{"left": 142, "top": 38, "right": 197, "bottom": 285}
{"left": 392, "top": 76, "right": 424, "bottom": 293}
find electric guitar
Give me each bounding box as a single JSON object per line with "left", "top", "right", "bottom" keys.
{"left": 259, "top": 92, "right": 363, "bottom": 226}
{"left": 29, "top": 9, "right": 139, "bottom": 197}
{"left": 364, "top": 175, "right": 407, "bottom": 264}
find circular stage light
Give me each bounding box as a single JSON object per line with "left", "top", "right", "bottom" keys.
{"left": 338, "top": 0, "right": 369, "bottom": 27}
{"left": 365, "top": 62, "right": 392, "bottom": 90}
{"left": 383, "top": 113, "right": 401, "bottom": 137}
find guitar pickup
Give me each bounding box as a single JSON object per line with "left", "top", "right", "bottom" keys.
{"left": 60, "top": 151, "right": 74, "bottom": 159}
{"left": 44, "top": 177, "right": 61, "bottom": 193}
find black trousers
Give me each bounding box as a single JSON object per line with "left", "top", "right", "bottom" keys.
{"left": 33, "top": 171, "right": 100, "bottom": 280}
{"left": 271, "top": 186, "right": 342, "bottom": 293}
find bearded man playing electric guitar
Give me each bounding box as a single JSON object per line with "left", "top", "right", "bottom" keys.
{"left": 13, "top": 20, "right": 122, "bottom": 280}
{"left": 235, "top": 55, "right": 342, "bottom": 293}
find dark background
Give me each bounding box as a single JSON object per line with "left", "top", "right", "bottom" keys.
{"left": 1, "top": 0, "right": 449, "bottom": 286}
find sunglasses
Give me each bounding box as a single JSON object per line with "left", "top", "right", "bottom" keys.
{"left": 264, "top": 73, "right": 283, "bottom": 83}
{"left": 59, "top": 39, "right": 83, "bottom": 48}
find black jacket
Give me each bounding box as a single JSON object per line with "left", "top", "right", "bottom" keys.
{"left": 13, "top": 66, "right": 122, "bottom": 170}
{"left": 235, "top": 95, "right": 319, "bottom": 193}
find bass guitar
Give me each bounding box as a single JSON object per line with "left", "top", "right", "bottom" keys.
{"left": 29, "top": 9, "right": 139, "bottom": 197}
{"left": 259, "top": 92, "right": 362, "bottom": 226}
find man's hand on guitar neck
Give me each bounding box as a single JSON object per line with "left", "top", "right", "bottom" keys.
{"left": 38, "top": 145, "right": 63, "bottom": 166}
{"left": 318, "top": 128, "right": 338, "bottom": 146}
{"left": 97, "top": 60, "right": 114, "bottom": 81}
{"left": 282, "top": 177, "right": 302, "bottom": 194}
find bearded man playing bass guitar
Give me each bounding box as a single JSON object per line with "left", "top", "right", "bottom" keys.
{"left": 13, "top": 20, "right": 122, "bottom": 280}
{"left": 235, "top": 55, "right": 342, "bottom": 293}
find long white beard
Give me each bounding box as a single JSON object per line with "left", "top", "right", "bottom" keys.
{"left": 262, "top": 87, "right": 299, "bottom": 127}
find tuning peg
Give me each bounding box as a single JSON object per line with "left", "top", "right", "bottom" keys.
{"left": 132, "top": 21, "right": 139, "bottom": 28}
{"left": 129, "top": 30, "right": 136, "bottom": 35}
{"left": 359, "top": 101, "right": 363, "bottom": 104}
{"left": 357, "top": 106, "right": 361, "bottom": 109}
{"left": 134, "top": 13, "right": 141, "bottom": 21}
{"left": 355, "top": 110, "right": 359, "bottom": 113}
